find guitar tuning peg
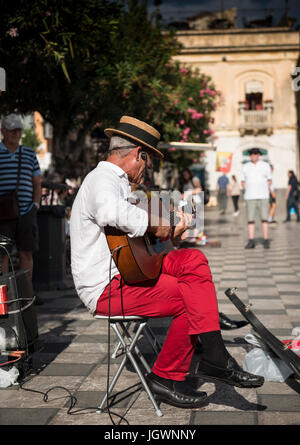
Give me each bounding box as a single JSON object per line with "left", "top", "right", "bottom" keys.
{"left": 245, "top": 303, "right": 253, "bottom": 312}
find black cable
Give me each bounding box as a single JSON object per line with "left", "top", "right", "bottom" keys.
{"left": 0, "top": 243, "right": 79, "bottom": 413}
{"left": 0, "top": 241, "right": 132, "bottom": 422}
{"left": 0, "top": 244, "right": 30, "bottom": 358}
{"left": 105, "top": 245, "right": 130, "bottom": 425}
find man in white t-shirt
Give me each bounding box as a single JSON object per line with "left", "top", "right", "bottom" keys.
{"left": 241, "top": 148, "right": 272, "bottom": 249}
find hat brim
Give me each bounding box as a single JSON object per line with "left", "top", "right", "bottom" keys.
{"left": 104, "top": 128, "right": 164, "bottom": 159}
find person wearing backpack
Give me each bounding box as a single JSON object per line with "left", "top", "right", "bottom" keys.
{"left": 284, "top": 170, "right": 300, "bottom": 223}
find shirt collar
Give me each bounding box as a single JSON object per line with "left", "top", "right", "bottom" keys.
{"left": 0, "top": 141, "right": 20, "bottom": 153}
{"left": 0, "top": 141, "right": 7, "bottom": 152}
{"left": 99, "top": 161, "right": 128, "bottom": 179}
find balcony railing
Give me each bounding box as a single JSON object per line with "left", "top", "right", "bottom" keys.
{"left": 238, "top": 102, "right": 273, "bottom": 135}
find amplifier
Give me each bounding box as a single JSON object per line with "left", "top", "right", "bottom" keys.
{"left": 0, "top": 270, "right": 38, "bottom": 351}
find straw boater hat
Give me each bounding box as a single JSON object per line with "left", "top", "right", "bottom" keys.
{"left": 104, "top": 115, "right": 163, "bottom": 159}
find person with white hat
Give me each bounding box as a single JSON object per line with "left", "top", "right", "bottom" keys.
{"left": 0, "top": 113, "right": 42, "bottom": 288}
{"left": 70, "top": 116, "right": 264, "bottom": 410}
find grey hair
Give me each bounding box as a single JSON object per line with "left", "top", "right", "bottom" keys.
{"left": 108, "top": 135, "right": 138, "bottom": 158}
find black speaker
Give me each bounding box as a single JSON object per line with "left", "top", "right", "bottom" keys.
{"left": 33, "top": 205, "right": 67, "bottom": 290}
{"left": 0, "top": 270, "right": 38, "bottom": 351}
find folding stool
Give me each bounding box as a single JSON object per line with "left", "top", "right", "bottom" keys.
{"left": 94, "top": 314, "right": 163, "bottom": 417}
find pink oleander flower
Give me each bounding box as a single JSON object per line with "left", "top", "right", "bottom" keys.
{"left": 168, "top": 147, "right": 176, "bottom": 152}
{"left": 174, "top": 99, "right": 179, "bottom": 105}
{"left": 188, "top": 97, "right": 193, "bottom": 101}
{"left": 7, "top": 27, "right": 18, "bottom": 37}
{"left": 203, "top": 129, "right": 208, "bottom": 134}
{"left": 208, "top": 129, "right": 214, "bottom": 135}
{"left": 179, "top": 67, "right": 189, "bottom": 74}
{"left": 180, "top": 119, "right": 185, "bottom": 125}
{"left": 183, "top": 127, "right": 190, "bottom": 135}
{"left": 45, "top": 11, "right": 51, "bottom": 16}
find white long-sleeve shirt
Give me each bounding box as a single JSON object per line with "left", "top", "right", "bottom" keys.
{"left": 70, "top": 161, "right": 148, "bottom": 313}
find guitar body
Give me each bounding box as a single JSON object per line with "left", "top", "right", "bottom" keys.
{"left": 225, "top": 287, "right": 300, "bottom": 379}
{"left": 104, "top": 226, "right": 174, "bottom": 284}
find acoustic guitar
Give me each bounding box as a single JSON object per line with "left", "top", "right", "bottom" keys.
{"left": 104, "top": 193, "right": 197, "bottom": 284}
{"left": 104, "top": 226, "right": 174, "bottom": 284}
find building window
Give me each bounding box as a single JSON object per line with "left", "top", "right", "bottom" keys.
{"left": 246, "top": 92, "right": 263, "bottom": 110}
{"left": 245, "top": 80, "right": 264, "bottom": 110}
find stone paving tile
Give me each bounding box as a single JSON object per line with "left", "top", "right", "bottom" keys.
{"left": 286, "top": 309, "right": 300, "bottom": 322}
{"left": 257, "top": 380, "right": 300, "bottom": 395}
{"left": 219, "top": 280, "right": 248, "bottom": 289}
{"left": 273, "top": 275, "right": 300, "bottom": 282}
{"left": 190, "top": 411, "right": 258, "bottom": 425}
{"left": 248, "top": 287, "right": 279, "bottom": 297}
{"left": 258, "top": 412, "right": 300, "bottom": 425}
{"left": 276, "top": 284, "right": 300, "bottom": 293}
{"left": 39, "top": 363, "right": 96, "bottom": 376}
{"left": 246, "top": 269, "right": 272, "bottom": 277}
{"left": 257, "top": 394, "right": 300, "bottom": 411}
{"left": 248, "top": 299, "right": 286, "bottom": 311}
{"left": 0, "top": 408, "right": 59, "bottom": 425}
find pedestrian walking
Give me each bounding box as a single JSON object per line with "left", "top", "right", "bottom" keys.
{"left": 284, "top": 170, "right": 300, "bottom": 222}
{"left": 216, "top": 173, "right": 230, "bottom": 214}
{"left": 0, "top": 114, "right": 42, "bottom": 285}
{"left": 241, "top": 148, "right": 272, "bottom": 249}
{"left": 230, "top": 175, "right": 240, "bottom": 216}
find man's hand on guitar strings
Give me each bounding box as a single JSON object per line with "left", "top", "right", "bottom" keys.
{"left": 173, "top": 208, "right": 195, "bottom": 239}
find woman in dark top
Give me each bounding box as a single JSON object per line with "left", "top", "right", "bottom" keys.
{"left": 285, "top": 170, "right": 300, "bottom": 222}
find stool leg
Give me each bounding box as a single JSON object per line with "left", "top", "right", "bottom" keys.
{"left": 118, "top": 322, "right": 163, "bottom": 417}
{"left": 111, "top": 321, "right": 132, "bottom": 359}
{"left": 119, "top": 321, "right": 152, "bottom": 374}
{"left": 97, "top": 323, "right": 145, "bottom": 413}
{"left": 144, "top": 324, "right": 162, "bottom": 355}
{"left": 97, "top": 321, "right": 163, "bottom": 417}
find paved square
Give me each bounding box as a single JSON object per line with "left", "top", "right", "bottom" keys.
{"left": 0, "top": 196, "right": 299, "bottom": 426}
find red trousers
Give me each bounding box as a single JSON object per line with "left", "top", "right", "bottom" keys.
{"left": 96, "top": 248, "right": 220, "bottom": 381}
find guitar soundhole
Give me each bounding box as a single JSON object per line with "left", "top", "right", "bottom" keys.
{"left": 144, "top": 233, "right": 166, "bottom": 255}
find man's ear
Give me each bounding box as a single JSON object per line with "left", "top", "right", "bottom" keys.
{"left": 135, "top": 146, "right": 143, "bottom": 161}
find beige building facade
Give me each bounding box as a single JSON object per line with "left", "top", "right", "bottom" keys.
{"left": 174, "top": 27, "right": 300, "bottom": 189}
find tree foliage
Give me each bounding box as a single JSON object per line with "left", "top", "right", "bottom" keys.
{"left": 0, "top": 0, "right": 219, "bottom": 174}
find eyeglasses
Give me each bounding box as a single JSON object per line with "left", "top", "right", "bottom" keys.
{"left": 110, "top": 145, "right": 138, "bottom": 150}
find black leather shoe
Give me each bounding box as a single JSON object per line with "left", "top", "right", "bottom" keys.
{"left": 196, "top": 357, "right": 264, "bottom": 388}
{"left": 145, "top": 372, "right": 207, "bottom": 409}
{"left": 245, "top": 239, "right": 255, "bottom": 249}
{"left": 219, "top": 312, "right": 249, "bottom": 330}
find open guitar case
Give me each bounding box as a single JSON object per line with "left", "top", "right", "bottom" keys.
{"left": 225, "top": 288, "right": 300, "bottom": 380}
